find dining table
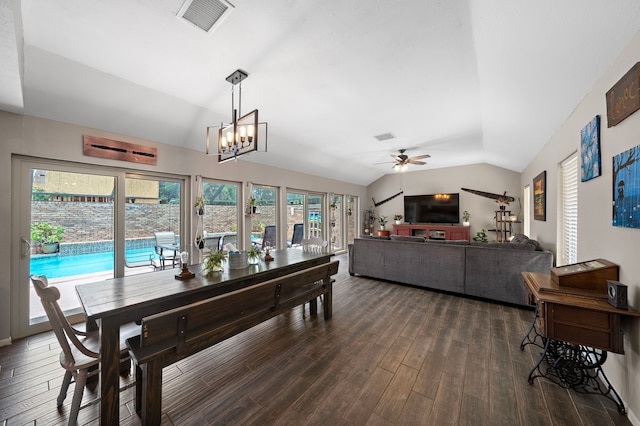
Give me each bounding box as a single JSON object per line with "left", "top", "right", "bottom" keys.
{"left": 75, "top": 249, "right": 332, "bottom": 425}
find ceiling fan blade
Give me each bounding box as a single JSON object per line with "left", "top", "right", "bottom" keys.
{"left": 410, "top": 154, "right": 431, "bottom": 160}
{"left": 408, "top": 160, "right": 426, "bottom": 165}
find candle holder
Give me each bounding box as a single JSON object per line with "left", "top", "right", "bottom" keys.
{"left": 175, "top": 251, "right": 195, "bottom": 280}
{"left": 264, "top": 247, "right": 274, "bottom": 262}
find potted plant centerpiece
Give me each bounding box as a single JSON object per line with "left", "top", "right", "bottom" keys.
{"left": 377, "top": 216, "right": 390, "bottom": 237}
{"left": 394, "top": 214, "right": 403, "bottom": 225}
{"left": 462, "top": 210, "right": 471, "bottom": 226}
{"left": 247, "top": 246, "right": 262, "bottom": 264}
{"left": 194, "top": 196, "right": 205, "bottom": 216}
{"left": 31, "top": 222, "right": 65, "bottom": 254}
{"left": 203, "top": 249, "right": 226, "bottom": 273}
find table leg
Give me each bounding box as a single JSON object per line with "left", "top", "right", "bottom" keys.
{"left": 99, "top": 316, "right": 121, "bottom": 424}
{"left": 520, "top": 304, "right": 546, "bottom": 351}
{"left": 527, "top": 339, "right": 626, "bottom": 414}
{"left": 324, "top": 276, "right": 333, "bottom": 320}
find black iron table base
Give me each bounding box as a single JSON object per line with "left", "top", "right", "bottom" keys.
{"left": 520, "top": 306, "right": 626, "bottom": 414}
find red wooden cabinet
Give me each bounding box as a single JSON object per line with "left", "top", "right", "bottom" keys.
{"left": 392, "top": 224, "right": 470, "bottom": 241}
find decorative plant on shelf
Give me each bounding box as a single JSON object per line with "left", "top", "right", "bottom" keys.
{"left": 393, "top": 214, "right": 403, "bottom": 224}
{"left": 247, "top": 196, "right": 258, "bottom": 214}
{"left": 462, "top": 210, "right": 471, "bottom": 225}
{"left": 194, "top": 196, "right": 205, "bottom": 215}
{"left": 330, "top": 197, "right": 338, "bottom": 210}
{"left": 247, "top": 246, "right": 262, "bottom": 264}
{"left": 472, "top": 229, "right": 488, "bottom": 243}
{"left": 203, "top": 250, "right": 226, "bottom": 272}
{"left": 195, "top": 234, "right": 205, "bottom": 250}
{"left": 31, "top": 222, "right": 65, "bottom": 253}
{"left": 378, "top": 216, "right": 388, "bottom": 230}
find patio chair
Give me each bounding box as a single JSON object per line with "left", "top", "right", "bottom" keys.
{"left": 154, "top": 231, "right": 178, "bottom": 269}
{"left": 30, "top": 275, "right": 139, "bottom": 426}
{"left": 203, "top": 235, "right": 222, "bottom": 254}
{"left": 261, "top": 225, "right": 277, "bottom": 249}
{"left": 221, "top": 233, "right": 237, "bottom": 251}
{"left": 288, "top": 223, "right": 304, "bottom": 248}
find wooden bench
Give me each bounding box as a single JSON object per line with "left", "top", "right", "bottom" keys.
{"left": 126, "top": 260, "right": 339, "bottom": 425}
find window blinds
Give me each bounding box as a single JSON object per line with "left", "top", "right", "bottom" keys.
{"left": 560, "top": 153, "right": 578, "bottom": 265}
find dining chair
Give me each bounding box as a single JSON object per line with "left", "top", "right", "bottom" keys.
{"left": 30, "top": 275, "right": 139, "bottom": 425}
{"left": 288, "top": 223, "right": 304, "bottom": 248}
{"left": 261, "top": 225, "right": 277, "bottom": 249}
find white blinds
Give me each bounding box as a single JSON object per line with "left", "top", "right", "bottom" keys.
{"left": 560, "top": 153, "right": 578, "bottom": 265}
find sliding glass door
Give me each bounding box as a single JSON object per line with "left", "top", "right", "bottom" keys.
{"left": 12, "top": 157, "right": 185, "bottom": 338}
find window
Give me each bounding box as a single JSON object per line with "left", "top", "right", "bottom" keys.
{"left": 523, "top": 185, "right": 530, "bottom": 237}
{"left": 251, "top": 185, "right": 278, "bottom": 248}
{"left": 201, "top": 180, "right": 240, "bottom": 251}
{"left": 559, "top": 153, "right": 578, "bottom": 265}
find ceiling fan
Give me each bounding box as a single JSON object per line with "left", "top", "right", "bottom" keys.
{"left": 377, "top": 149, "right": 431, "bottom": 169}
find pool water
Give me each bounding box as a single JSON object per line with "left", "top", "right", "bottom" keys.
{"left": 30, "top": 248, "right": 156, "bottom": 278}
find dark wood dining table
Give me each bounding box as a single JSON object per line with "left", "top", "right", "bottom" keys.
{"left": 75, "top": 249, "right": 332, "bottom": 425}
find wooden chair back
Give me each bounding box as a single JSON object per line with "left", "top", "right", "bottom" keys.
{"left": 30, "top": 275, "right": 98, "bottom": 366}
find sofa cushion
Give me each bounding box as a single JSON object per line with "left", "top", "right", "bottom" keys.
{"left": 510, "top": 233, "right": 543, "bottom": 250}
{"left": 390, "top": 235, "right": 426, "bottom": 242}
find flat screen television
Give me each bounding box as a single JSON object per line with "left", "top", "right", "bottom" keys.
{"left": 404, "top": 193, "right": 460, "bottom": 224}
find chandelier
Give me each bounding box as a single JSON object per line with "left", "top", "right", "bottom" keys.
{"left": 206, "top": 69, "right": 267, "bottom": 163}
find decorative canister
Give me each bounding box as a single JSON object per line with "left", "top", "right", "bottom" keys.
{"left": 228, "top": 251, "right": 248, "bottom": 269}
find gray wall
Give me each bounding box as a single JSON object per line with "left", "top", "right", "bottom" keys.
{"left": 524, "top": 31, "right": 640, "bottom": 422}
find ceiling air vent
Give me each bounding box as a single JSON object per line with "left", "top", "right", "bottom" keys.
{"left": 177, "top": 0, "right": 234, "bottom": 33}
{"left": 374, "top": 133, "right": 395, "bottom": 142}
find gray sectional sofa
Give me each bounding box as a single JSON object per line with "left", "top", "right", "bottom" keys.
{"left": 348, "top": 234, "right": 554, "bottom": 307}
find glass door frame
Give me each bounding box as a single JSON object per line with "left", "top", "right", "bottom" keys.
{"left": 11, "top": 156, "right": 189, "bottom": 339}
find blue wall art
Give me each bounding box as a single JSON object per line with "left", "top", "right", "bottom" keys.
{"left": 612, "top": 144, "right": 640, "bottom": 228}
{"left": 580, "top": 115, "right": 601, "bottom": 182}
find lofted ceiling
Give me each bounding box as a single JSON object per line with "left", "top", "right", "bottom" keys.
{"left": 1, "top": 0, "right": 639, "bottom": 186}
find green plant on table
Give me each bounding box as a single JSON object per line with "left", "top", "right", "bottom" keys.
{"left": 204, "top": 250, "right": 226, "bottom": 272}
{"left": 247, "top": 246, "right": 262, "bottom": 263}
{"left": 393, "top": 214, "right": 403, "bottom": 221}
{"left": 462, "top": 210, "right": 471, "bottom": 222}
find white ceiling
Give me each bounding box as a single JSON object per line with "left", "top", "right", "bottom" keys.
{"left": 1, "top": 0, "right": 639, "bottom": 186}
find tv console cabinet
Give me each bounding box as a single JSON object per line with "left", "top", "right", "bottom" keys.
{"left": 393, "top": 224, "right": 470, "bottom": 241}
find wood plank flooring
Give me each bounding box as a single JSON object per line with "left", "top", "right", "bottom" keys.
{"left": 0, "top": 253, "right": 632, "bottom": 425}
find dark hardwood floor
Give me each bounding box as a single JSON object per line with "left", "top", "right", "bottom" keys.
{"left": 0, "top": 253, "right": 632, "bottom": 425}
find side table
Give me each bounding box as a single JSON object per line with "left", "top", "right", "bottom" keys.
{"left": 520, "top": 272, "right": 640, "bottom": 414}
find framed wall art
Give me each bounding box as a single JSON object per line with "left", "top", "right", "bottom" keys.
{"left": 534, "top": 171, "right": 546, "bottom": 221}
{"left": 580, "top": 115, "right": 601, "bottom": 182}
{"left": 612, "top": 145, "right": 640, "bottom": 228}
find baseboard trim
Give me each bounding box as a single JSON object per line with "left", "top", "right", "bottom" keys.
{"left": 0, "top": 337, "right": 12, "bottom": 347}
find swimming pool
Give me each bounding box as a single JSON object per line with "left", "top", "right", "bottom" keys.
{"left": 30, "top": 248, "right": 157, "bottom": 278}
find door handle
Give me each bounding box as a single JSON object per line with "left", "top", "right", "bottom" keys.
{"left": 21, "top": 237, "right": 31, "bottom": 257}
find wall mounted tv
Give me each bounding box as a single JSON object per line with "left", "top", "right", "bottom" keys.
{"left": 404, "top": 193, "right": 460, "bottom": 224}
